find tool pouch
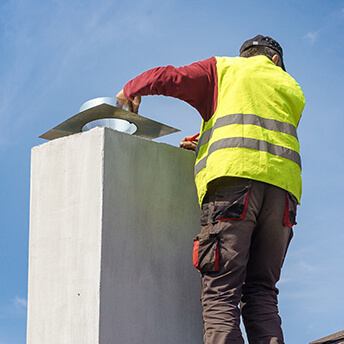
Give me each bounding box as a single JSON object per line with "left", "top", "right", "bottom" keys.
{"left": 193, "top": 231, "right": 219, "bottom": 273}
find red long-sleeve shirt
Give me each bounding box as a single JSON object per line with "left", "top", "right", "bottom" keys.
{"left": 123, "top": 57, "right": 218, "bottom": 122}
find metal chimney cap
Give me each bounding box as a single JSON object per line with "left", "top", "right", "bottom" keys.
{"left": 39, "top": 97, "right": 180, "bottom": 141}
{"left": 79, "top": 97, "right": 118, "bottom": 112}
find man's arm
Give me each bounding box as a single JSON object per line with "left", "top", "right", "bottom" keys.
{"left": 116, "top": 57, "right": 218, "bottom": 121}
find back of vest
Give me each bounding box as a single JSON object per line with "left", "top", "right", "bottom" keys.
{"left": 194, "top": 56, "right": 305, "bottom": 206}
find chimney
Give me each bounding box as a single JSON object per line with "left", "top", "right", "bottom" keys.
{"left": 27, "top": 99, "right": 202, "bottom": 343}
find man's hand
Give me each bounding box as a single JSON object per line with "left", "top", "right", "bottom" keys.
{"left": 179, "top": 134, "right": 199, "bottom": 151}
{"left": 116, "top": 89, "right": 141, "bottom": 114}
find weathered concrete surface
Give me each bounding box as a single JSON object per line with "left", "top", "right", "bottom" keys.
{"left": 27, "top": 127, "right": 202, "bottom": 344}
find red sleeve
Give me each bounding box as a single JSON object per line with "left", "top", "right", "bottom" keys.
{"left": 123, "top": 57, "right": 218, "bottom": 121}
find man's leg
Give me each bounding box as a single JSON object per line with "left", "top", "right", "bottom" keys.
{"left": 200, "top": 220, "right": 253, "bottom": 344}
{"left": 241, "top": 184, "right": 295, "bottom": 344}
{"left": 196, "top": 178, "right": 263, "bottom": 344}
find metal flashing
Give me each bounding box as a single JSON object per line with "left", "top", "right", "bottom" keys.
{"left": 40, "top": 103, "right": 180, "bottom": 140}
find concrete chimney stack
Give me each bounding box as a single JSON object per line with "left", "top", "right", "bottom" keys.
{"left": 27, "top": 112, "right": 202, "bottom": 343}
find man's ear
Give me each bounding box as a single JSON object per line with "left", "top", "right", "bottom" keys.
{"left": 272, "top": 54, "right": 279, "bottom": 66}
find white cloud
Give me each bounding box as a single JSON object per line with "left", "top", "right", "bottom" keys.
{"left": 304, "top": 4, "right": 344, "bottom": 46}
{"left": 13, "top": 296, "right": 27, "bottom": 310}
{"left": 303, "top": 29, "right": 322, "bottom": 45}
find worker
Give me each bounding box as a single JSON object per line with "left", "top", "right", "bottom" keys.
{"left": 116, "top": 34, "right": 305, "bottom": 344}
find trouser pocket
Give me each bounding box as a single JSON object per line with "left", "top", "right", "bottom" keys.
{"left": 193, "top": 231, "right": 219, "bottom": 273}
{"left": 208, "top": 178, "right": 251, "bottom": 223}
{"left": 283, "top": 192, "right": 298, "bottom": 227}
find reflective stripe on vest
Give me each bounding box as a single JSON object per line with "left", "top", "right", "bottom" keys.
{"left": 195, "top": 136, "right": 301, "bottom": 177}
{"left": 195, "top": 113, "right": 298, "bottom": 155}
{"left": 195, "top": 113, "right": 301, "bottom": 177}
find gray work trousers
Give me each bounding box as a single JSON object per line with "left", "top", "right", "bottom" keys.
{"left": 193, "top": 177, "right": 296, "bottom": 344}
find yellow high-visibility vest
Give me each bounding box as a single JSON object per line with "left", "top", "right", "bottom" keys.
{"left": 194, "top": 55, "right": 305, "bottom": 206}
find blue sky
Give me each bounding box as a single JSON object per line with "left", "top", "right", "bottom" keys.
{"left": 1, "top": 0, "right": 344, "bottom": 343}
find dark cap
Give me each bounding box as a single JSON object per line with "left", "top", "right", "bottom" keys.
{"left": 239, "top": 34, "right": 286, "bottom": 71}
